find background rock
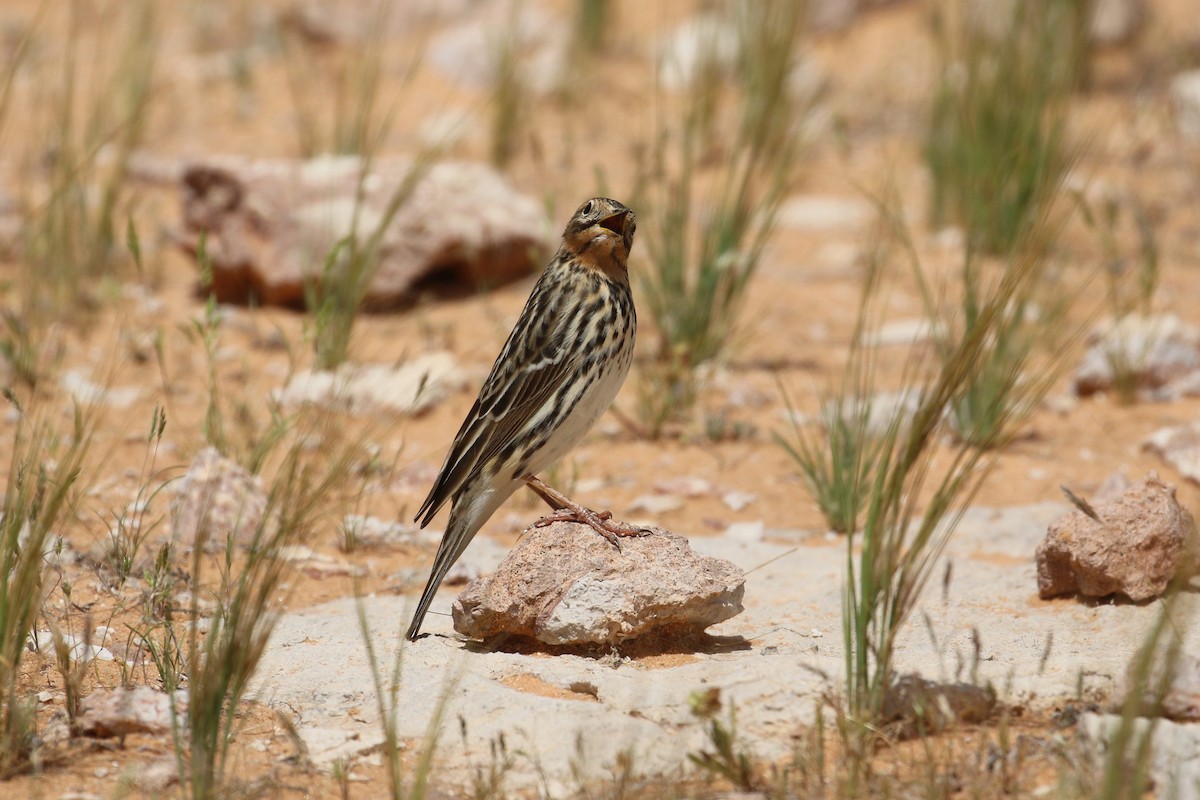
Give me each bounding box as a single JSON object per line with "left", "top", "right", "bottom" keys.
{"left": 157, "top": 154, "right": 550, "bottom": 308}
{"left": 1144, "top": 422, "right": 1200, "bottom": 485}
{"left": 170, "top": 447, "right": 266, "bottom": 552}
{"left": 1072, "top": 314, "right": 1200, "bottom": 400}
{"left": 452, "top": 522, "right": 745, "bottom": 646}
{"left": 274, "top": 353, "right": 466, "bottom": 415}
{"left": 1173, "top": 70, "right": 1200, "bottom": 143}
{"left": 76, "top": 687, "right": 180, "bottom": 738}
{"left": 1116, "top": 650, "right": 1200, "bottom": 722}
{"left": 251, "top": 504, "right": 1200, "bottom": 792}
{"left": 1080, "top": 713, "right": 1200, "bottom": 800}
{"left": 1036, "top": 474, "right": 1197, "bottom": 601}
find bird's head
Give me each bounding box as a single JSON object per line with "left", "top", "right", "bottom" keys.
{"left": 561, "top": 197, "right": 636, "bottom": 274}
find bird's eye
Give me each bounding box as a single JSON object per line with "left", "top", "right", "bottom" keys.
{"left": 582, "top": 199, "right": 595, "bottom": 217}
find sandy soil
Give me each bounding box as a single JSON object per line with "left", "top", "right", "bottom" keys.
{"left": 2, "top": 0, "right": 1200, "bottom": 796}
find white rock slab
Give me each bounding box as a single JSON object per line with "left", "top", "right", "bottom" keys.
{"left": 1172, "top": 70, "right": 1200, "bottom": 143}
{"left": 275, "top": 353, "right": 466, "bottom": 415}
{"left": 252, "top": 504, "right": 1200, "bottom": 791}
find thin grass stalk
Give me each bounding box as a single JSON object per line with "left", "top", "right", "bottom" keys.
{"left": 176, "top": 412, "right": 363, "bottom": 795}
{"left": 638, "top": 0, "right": 807, "bottom": 435}
{"left": 0, "top": 402, "right": 93, "bottom": 776}
{"left": 355, "top": 594, "right": 457, "bottom": 800}
{"left": 777, "top": 226, "right": 890, "bottom": 534}
{"left": 490, "top": 0, "right": 527, "bottom": 169}
{"left": 282, "top": 0, "right": 402, "bottom": 157}
{"left": 842, "top": 192, "right": 1060, "bottom": 721}
{"left": 0, "top": 3, "right": 43, "bottom": 147}
{"left": 310, "top": 153, "right": 434, "bottom": 370}
{"left": 575, "top": 0, "right": 609, "bottom": 53}
{"left": 22, "top": 0, "right": 157, "bottom": 312}
{"left": 1095, "top": 589, "right": 1186, "bottom": 800}
{"left": 926, "top": 0, "right": 1086, "bottom": 254}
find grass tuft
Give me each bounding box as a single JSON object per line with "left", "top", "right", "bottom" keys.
{"left": 21, "top": 0, "right": 157, "bottom": 312}
{"left": 784, "top": 189, "right": 1081, "bottom": 726}
{"left": 1077, "top": 191, "right": 1162, "bottom": 404}
{"left": 637, "top": 0, "right": 808, "bottom": 437}
{"left": 489, "top": 1, "right": 530, "bottom": 170}
{"left": 926, "top": 0, "right": 1086, "bottom": 254}
{"left": 281, "top": 0, "right": 409, "bottom": 158}
{"left": 168, "top": 411, "right": 368, "bottom": 797}
{"left": 0, "top": 399, "right": 94, "bottom": 777}
{"left": 307, "top": 156, "right": 433, "bottom": 370}
{"left": 777, "top": 225, "right": 890, "bottom": 534}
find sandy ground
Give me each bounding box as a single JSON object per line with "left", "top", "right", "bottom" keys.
{"left": 2, "top": 0, "right": 1200, "bottom": 796}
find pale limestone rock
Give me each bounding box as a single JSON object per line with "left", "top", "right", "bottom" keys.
{"left": 76, "top": 687, "right": 181, "bottom": 738}
{"left": 170, "top": 447, "right": 266, "bottom": 552}
{"left": 1173, "top": 70, "right": 1200, "bottom": 143}
{"left": 1036, "top": 474, "right": 1197, "bottom": 601}
{"left": 453, "top": 522, "right": 744, "bottom": 646}
{"left": 162, "top": 154, "right": 549, "bottom": 308}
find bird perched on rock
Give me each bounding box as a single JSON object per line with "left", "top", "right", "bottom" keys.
{"left": 406, "top": 197, "right": 640, "bottom": 640}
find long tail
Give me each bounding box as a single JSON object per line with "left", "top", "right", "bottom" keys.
{"left": 405, "top": 511, "right": 475, "bottom": 640}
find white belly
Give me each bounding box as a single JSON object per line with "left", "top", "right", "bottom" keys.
{"left": 525, "top": 344, "right": 633, "bottom": 475}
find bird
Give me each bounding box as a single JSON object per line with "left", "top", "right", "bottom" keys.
{"left": 406, "top": 197, "right": 641, "bottom": 641}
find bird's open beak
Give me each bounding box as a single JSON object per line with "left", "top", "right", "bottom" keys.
{"left": 598, "top": 210, "right": 629, "bottom": 235}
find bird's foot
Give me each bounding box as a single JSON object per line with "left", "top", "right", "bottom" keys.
{"left": 532, "top": 506, "right": 650, "bottom": 550}
{"left": 524, "top": 473, "right": 650, "bottom": 551}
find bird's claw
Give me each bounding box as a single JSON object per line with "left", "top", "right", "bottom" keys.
{"left": 531, "top": 507, "right": 650, "bottom": 552}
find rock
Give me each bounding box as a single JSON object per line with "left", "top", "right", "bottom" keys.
{"left": 654, "top": 476, "right": 717, "bottom": 498}
{"left": 725, "top": 521, "right": 765, "bottom": 543}
{"left": 1144, "top": 423, "right": 1200, "bottom": 485}
{"left": 277, "top": 545, "right": 367, "bottom": 579}
{"left": 30, "top": 629, "right": 113, "bottom": 664}
{"left": 1161, "top": 653, "right": 1200, "bottom": 722}
{"left": 880, "top": 674, "right": 996, "bottom": 737}
{"left": 808, "top": 0, "right": 858, "bottom": 31}
{"left": 869, "top": 318, "right": 945, "bottom": 347}
{"left": 275, "top": 354, "right": 466, "bottom": 415}
{"left": 1088, "top": 0, "right": 1143, "bottom": 45}
{"left": 1036, "top": 474, "right": 1197, "bottom": 601}
{"left": 656, "top": 13, "right": 739, "bottom": 90}
{"left": 722, "top": 491, "right": 756, "bottom": 512}
{"left": 164, "top": 154, "right": 549, "bottom": 308}
{"left": 777, "top": 195, "right": 870, "bottom": 232}
{"left": 339, "top": 514, "right": 425, "bottom": 550}
{"left": 863, "top": 390, "right": 923, "bottom": 438}
{"left": 1172, "top": 71, "right": 1200, "bottom": 143}
{"left": 427, "top": 3, "right": 567, "bottom": 93}
{"left": 133, "top": 757, "right": 179, "bottom": 793}
{"left": 1072, "top": 314, "right": 1200, "bottom": 399}
{"left": 170, "top": 447, "right": 267, "bottom": 552}
{"left": 1116, "top": 650, "right": 1200, "bottom": 722}
{"left": 250, "top": 502, "right": 1200, "bottom": 791}
{"left": 452, "top": 523, "right": 745, "bottom": 646}
{"left": 627, "top": 494, "right": 684, "bottom": 516}
{"left": 59, "top": 368, "right": 142, "bottom": 409}
{"left": 1080, "top": 713, "right": 1200, "bottom": 800}
{"left": 75, "top": 687, "right": 180, "bottom": 738}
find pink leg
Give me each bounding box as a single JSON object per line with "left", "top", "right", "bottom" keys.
{"left": 522, "top": 474, "right": 651, "bottom": 550}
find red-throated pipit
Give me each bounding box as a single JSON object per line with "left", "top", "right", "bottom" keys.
{"left": 406, "top": 197, "right": 640, "bottom": 640}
